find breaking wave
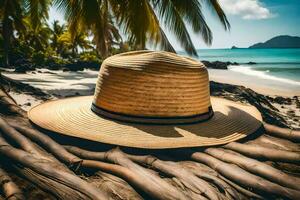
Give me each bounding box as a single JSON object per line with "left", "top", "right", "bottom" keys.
{"left": 228, "top": 65, "right": 300, "bottom": 86}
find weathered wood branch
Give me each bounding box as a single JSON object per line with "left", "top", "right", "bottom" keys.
{"left": 88, "top": 171, "right": 143, "bottom": 200}
{"left": 0, "top": 102, "right": 108, "bottom": 200}
{"left": 11, "top": 124, "right": 82, "bottom": 168}
{"left": 264, "top": 123, "right": 300, "bottom": 141}
{"left": 65, "top": 146, "right": 226, "bottom": 200}
{"left": 224, "top": 142, "right": 300, "bottom": 163}
{"left": 0, "top": 134, "right": 108, "bottom": 200}
{"left": 0, "top": 88, "right": 26, "bottom": 117}
{"left": 191, "top": 151, "right": 300, "bottom": 199}
{"left": 178, "top": 161, "right": 243, "bottom": 200}
{"left": 66, "top": 147, "right": 190, "bottom": 200}
{"left": 205, "top": 147, "right": 300, "bottom": 190}
{"left": 254, "top": 135, "right": 300, "bottom": 152}
{"left": 0, "top": 167, "right": 25, "bottom": 200}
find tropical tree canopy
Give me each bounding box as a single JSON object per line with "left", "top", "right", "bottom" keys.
{"left": 54, "top": 0, "right": 230, "bottom": 57}
{"left": 50, "top": 20, "right": 66, "bottom": 53}
{"left": 18, "top": 17, "right": 52, "bottom": 51}
{"left": 0, "top": 0, "right": 230, "bottom": 66}
{"left": 58, "top": 30, "right": 92, "bottom": 55}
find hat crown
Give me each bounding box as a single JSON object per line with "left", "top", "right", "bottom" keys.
{"left": 92, "top": 51, "right": 211, "bottom": 123}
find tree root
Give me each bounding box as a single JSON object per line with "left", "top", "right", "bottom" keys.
{"left": 253, "top": 134, "right": 300, "bottom": 152}
{"left": 205, "top": 147, "right": 300, "bottom": 190}
{"left": 191, "top": 151, "right": 300, "bottom": 199}
{"left": 224, "top": 142, "right": 300, "bottom": 163}
{"left": 0, "top": 134, "right": 108, "bottom": 200}
{"left": 179, "top": 161, "right": 243, "bottom": 200}
{"left": 264, "top": 123, "right": 300, "bottom": 142}
{"left": 10, "top": 123, "right": 82, "bottom": 168}
{"left": 0, "top": 113, "right": 108, "bottom": 200}
{"left": 87, "top": 171, "right": 143, "bottom": 200}
{"left": 66, "top": 147, "right": 190, "bottom": 200}
{"left": 0, "top": 167, "right": 25, "bottom": 200}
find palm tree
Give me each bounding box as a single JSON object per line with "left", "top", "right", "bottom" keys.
{"left": 53, "top": 0, "right": 230, "bottom": 58}
{"left": 55, "top": 0, "right": 123, "bottom": 58}
{"left": 50, "top": 20, "right": 66, "bottom": 54}
{"left": 58, "top": 30, "right": 92, "bottom": 57}
{"left": 92, "top": 11, "right": 122, "bottom": 57}
{"left": 0, "top": 0, "right": 50, "bottom": 66}
{"left": 18, "top": 18, "right": 51, "bottom": 52}
{"left": 1, "top": 0, "right": 230, "bottom": 62}
{"left": 0, "top": 0, "right": 25, "bottom": 66}
{"left": 23, "top": 0, "right": 51, "bottom": 31}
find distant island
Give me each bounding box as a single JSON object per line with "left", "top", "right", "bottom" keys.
{"left": 249, "top": 35, "right": 300, "bottom": 48}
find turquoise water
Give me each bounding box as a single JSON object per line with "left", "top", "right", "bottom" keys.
{"left": 179, "top": 48, "right": 300, "bottom": 85}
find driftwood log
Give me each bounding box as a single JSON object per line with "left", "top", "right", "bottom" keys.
{"left": 0, "top": 84, "right": 300, "bottom": 199}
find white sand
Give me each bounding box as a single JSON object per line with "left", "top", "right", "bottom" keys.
{"left": 3, "top": 69, "right": 98, "bottom": 111}
{"left": 208, "top": 69, "right": 300, "bottom": 97}
{"left": 4, "top": 69, "right": 98, "bottom": 98}
{"left": 10, "top": 91, "right": 43, "bottom": 111}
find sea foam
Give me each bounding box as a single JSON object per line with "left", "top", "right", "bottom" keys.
{"left": 228, "top": 65, "right": 300, "bottom": 86}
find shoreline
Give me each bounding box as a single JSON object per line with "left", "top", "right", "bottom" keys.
{"left": 3, "top": 67, "right": 299, "bottom": 97}
{"left": 208, "top": 68, "right": 300, "bottom": 97}
{"left": 3, "top": 58, "right": 299, "bottom": 97}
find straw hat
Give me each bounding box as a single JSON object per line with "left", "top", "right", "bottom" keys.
{"left": 28, "top": 50, "right": 262, "bottom": 149}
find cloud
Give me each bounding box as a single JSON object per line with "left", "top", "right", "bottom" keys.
{"left": 218, "top": 0, "right": 275, "bottom": 20}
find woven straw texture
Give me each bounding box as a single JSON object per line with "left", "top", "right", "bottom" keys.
{"left": 28, "top": 50, "right": 262, "bottom": 149}
{"left": 28, "top": 96, "right": 262, "bottom": 148}
{"left": 93, "top": 50, "right": 210, "bottom": 117}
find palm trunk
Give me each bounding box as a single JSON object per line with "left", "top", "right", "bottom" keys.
{"left": 2, "top": 16, "right": 13, "bottom": 67}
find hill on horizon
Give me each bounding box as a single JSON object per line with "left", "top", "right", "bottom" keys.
{"left": 249, "top": 35, "right": 300, "bottom": 48}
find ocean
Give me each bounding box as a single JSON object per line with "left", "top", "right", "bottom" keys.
{"left": 179, "top": 48, "right": 300, "bottom": 86}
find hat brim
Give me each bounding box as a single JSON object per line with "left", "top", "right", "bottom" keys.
{"left": 28, "top": 96, "right": 262, "bottom": 149}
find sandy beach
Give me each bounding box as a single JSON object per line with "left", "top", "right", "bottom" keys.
{"left": 3, "top": 69, "right": 98, "bottom": 110}
{"left": 4, "top": 68, "right": 299, "bottom": 100}
{"left": 208, "top": 69, "right": 300, "bottom": 97}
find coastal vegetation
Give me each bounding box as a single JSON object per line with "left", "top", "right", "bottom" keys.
{"left": 0, "top": 0, "right": 230, "bottom": 69}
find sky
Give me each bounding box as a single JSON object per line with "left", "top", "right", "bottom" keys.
{"left": 48, "top": 0, "right": 300, "bottom": 50}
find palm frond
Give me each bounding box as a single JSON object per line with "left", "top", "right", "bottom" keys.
{"left": 145, "top": 0, "right": 175, "bottom": 52}
{"left": 52, "top": 0, "right": 230, "bottom": 57}
{"left": 110, "top": 0, "right": 149, "bottom": 48}
{"left": 169, "top": 0, "right": 212, "bottom": 45}
{"left": 12, "top": 0, "right": 27, "bottom": 32}
{"left": 92, "top": 0, "right": 108, "bottom": 57}
{"left": 23, "top": 0, "right": 50, "bottom": 30}
{"left": 206, "top": 0, "right": 230, "bottom": 30}
{"left": 110, "top": 26, "right": 121, "bottom": 42}
{"left": 154, "top": 0, "right": 197, "bottom": 56}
